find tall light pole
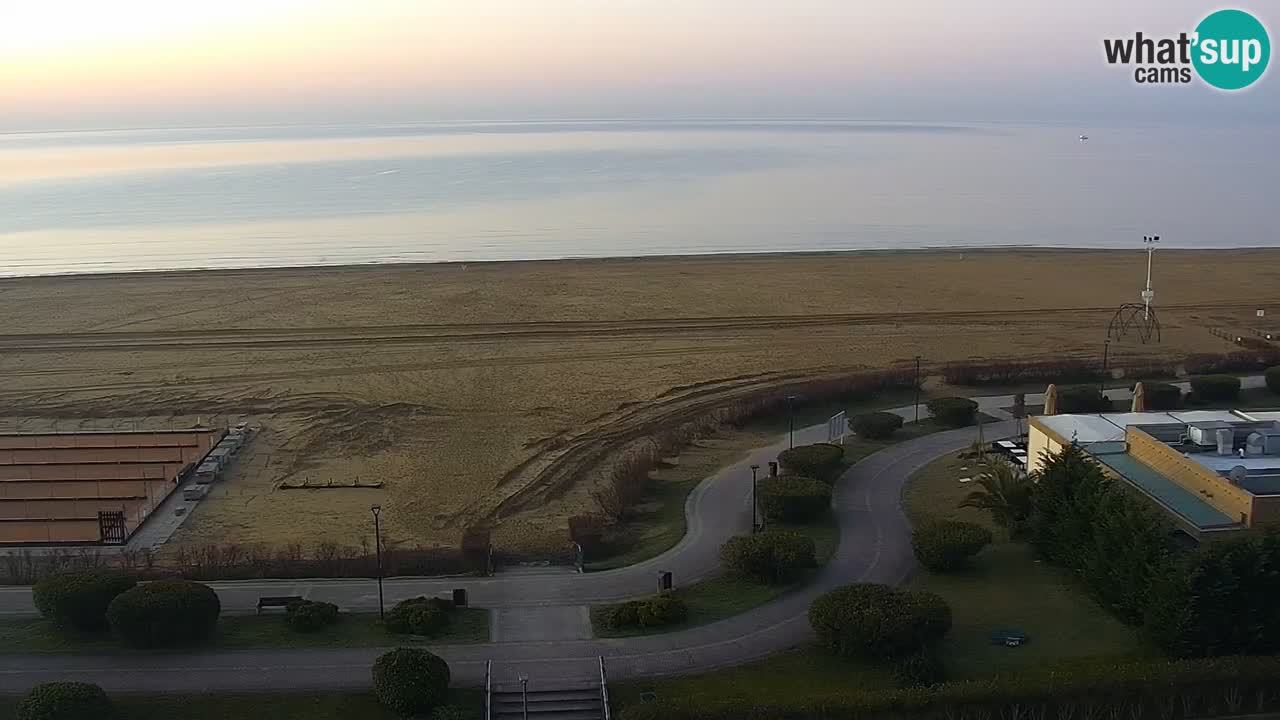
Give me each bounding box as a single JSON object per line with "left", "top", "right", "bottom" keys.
{"left": 371, "top": 504, "right": 385, "bottom": 621}
{"left": 913, "top": 355, "right": 922, "bottom": 424}
{"left": 786, "top": 395, "right": 798, "bottom": 449}
{"left": 519, "top": 673, "right": 530, "bottom": 720}
{"left": 1141, "top": 235, "right": 1158, "bottom": 320}
{"left": 1100, "top": 340, "right": 1110, "bottom": 397}
{"left": 749, "top": 464, "right": 760, "bottom": 533}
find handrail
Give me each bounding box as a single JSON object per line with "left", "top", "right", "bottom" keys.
{"left": 598, "top": 655, "right": 612, "bottom": 720}
{"left": 484, "top": 660, "right": 492, "bottom": 720}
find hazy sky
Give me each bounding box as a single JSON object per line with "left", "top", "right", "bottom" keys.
{"left": 2, "top": 1, "right": 1275, "bottom": 131}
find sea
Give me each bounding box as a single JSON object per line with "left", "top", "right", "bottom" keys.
{"left": 0, "top": 120, "right": 1276, "bottom": 277}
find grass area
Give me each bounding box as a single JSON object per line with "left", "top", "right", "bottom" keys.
{"left": 591, "top": 513, "right": 837, "bottom": 638}
{"left": 904, "top": 450, "right": 1149, "bottom": 676}
{"left": 0, "top": 690, "right": 483, "bottom": 720}
{"left": 613, "top": 646, "right": 892, "bottom": 709}
{"left": 0, "top": 608, "right": 490, "bottom": 654}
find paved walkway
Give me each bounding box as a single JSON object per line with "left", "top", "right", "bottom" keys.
{"left": 0, "top": 419, "right": 1012, "bottom": 692}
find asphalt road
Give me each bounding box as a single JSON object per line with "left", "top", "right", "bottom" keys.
{"left": 0, "top": 419, "right": 1013, "bottom": 692}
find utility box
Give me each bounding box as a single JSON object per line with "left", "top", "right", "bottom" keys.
{"left": 452, "top": 588, "right": 468, "bottom": 608}
{"left": 657, "top": 571, "right": 674, "bottom": 594}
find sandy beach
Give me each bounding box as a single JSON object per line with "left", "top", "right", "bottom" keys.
{"left": 1, "top": 248, "right": 1277, "bottom": 554}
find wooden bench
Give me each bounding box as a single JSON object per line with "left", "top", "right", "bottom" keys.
{"left": 256, "top": 595, "right": 304, "bottom": 614}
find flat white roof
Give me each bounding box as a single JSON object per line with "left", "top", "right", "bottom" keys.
{"left": 1167, "top": 410, "right": 1248, "bottom": 423}
{"left": 1192, "top": 454, "right": 1280, "bottom": 472}
{"left": 1036, "top": 414, "right": 1128, "bottom": 443}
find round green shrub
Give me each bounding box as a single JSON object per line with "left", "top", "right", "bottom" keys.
{"left": 386, "top": 596, "right": 451, "bottom": 637}
{"left": 372, "top": 648, "right": 451, "bottom": 716}
{"left": 1057, "top": 386, "right": 1112, "bottom": 414}
{"left": 777, "top": 443, "right": 844, "bottom": 481}
{"left": 106, "top": 579, "right": 220, "bottom": 648}
{"left": 1140, "top": 381, "right": 1182, "bottom": 410}
{"left": 850, "top": 412, "right": 903, "bottom": 440}
{"left": 32, "top": 570, "right": 136, "bottom": 632}
{"left": 720, "top": 531, "right": 817, "bottom": 584}
{"left": 285, "top": 599, "right": 340, "bottom": 632}
{"left": 639, "top": 595, "right": 688, "bottom": 628}
{"left": 893, "top": 651, "right": 946, "bottom": 688}
{"left": 926, "top": 397, "right": 978, "bottom": 428}
{"left": 757, "top": 476, "right": 831, "bottom": 523}
{"left": 911, "top": 520, "right": 993, "bottom": 573}
{"left": 1190, "top": 374, "right": 1241, "bottom": 403}
{"left": 1266, "top": 366, "right": 1280, "bottom": 395}
{"left": 808, "top": 584, "right": 952, "bottom": 659}
{"left": 16, "top": 682, "right": 116, "bottom": 720}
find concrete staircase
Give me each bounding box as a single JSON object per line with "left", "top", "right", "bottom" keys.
{"left": 491, "top": 679, "right": 606, "bottom": 720}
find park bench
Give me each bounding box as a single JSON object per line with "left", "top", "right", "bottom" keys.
{"left": 256, "top": 595, "right": 304, "bottom": 614}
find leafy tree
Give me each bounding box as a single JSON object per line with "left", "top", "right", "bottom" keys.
{"left": 958, "top": 458, "right": 1033, "bottom": 538}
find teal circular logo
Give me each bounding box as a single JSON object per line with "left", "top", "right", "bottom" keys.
{"left": 1192, "top": 9, "right": 1270, "bottom": 90}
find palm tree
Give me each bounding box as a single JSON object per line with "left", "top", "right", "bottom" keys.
{"left": 959, "top": 457, "right": 1033, "bottom": 538}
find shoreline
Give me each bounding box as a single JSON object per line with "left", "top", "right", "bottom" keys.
{"left": 5, "top": 244, "right": 1280, "bottom": 284}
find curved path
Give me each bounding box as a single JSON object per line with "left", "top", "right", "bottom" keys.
{"left": 0, "top": 415, "right": 1017, "bottom": 693}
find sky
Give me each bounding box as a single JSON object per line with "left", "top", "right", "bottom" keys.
{"left": 1, "top": 0, "right": 1276, "bottom": 131}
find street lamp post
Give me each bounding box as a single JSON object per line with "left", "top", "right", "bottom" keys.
{"left": 750, "top": 464, "right": 760, "bottom": 533}
{"left": 371, "top": 504, "right": 385, "bottom": 621}
{"left": 786, "top": 395, "right": 798, "bottom": 449}
{"left": 913, "top": 355, "right": 922, "bottom": 424}
{"left": 519, "top": 674, "right": 530, "bottom": 720}
{"left": 1100, "top": 340, "right": 1110, "bottom": 397}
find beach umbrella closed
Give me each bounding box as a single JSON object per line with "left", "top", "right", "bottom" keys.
{"left": 1043, "top": 384, "right": 1059, "bottom": 416}
{"left": 1131, "top": 382, "right": 1146, "bottom": 413}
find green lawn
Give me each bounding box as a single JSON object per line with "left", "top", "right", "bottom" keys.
{"left": 0, "top": 608, "right": 490, "bottom": 654}
{"left": 592, "top": 514, "right": 836, "bottom": 638}
{"left": 0, "top": 690, "right": 483, "bottom": 720}
{"left": 904, "top": 450, "right": 1150, "bottom": 676}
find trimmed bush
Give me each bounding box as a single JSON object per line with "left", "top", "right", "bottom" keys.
{"left": 850, "top": 411, "right": 903, "bottom": 440}
{"left": 32, "top": 570, "right": 135, "bottom": 632}
{"left": 776, "top": 443, "right": 844, "bottom": 481}
{"left": 16, "top": 682, "right": 115, "bottom": 720}
{"left": 285, "top": 599, "right": 340, "bottom": 632}
{"left": 808, "top": 584, "right": 951, "bottom": 659}
{"left": 720, "top": 531, "right": 817, "bottom": 584}
{"left": 911, "top": 520, "right": 992, "bottom": 572}
{"left": 1056, "top": 386, "right": 1112, "bottom": 413}
{"left": 602, "top": 600, "right": 644, "bottom": 630}
{"left": 893, "top": 651, "right": 946, "bottom": 688}
{"left": 372, "top": 648, "right": 451, "bottom": 716}
{"left": 925, "top": 397, "right": 978, "bottom": 428}
{"left": 106, "top": 579, "right": 220, "bottom": 648}
{"left": 757, "top": 476, "right": 831, "bottom": 523}
{"left": 638, "top": 594, "right": 688, "bottom": 628}
{"left": 1141, "top": 381, "right": 1182, "bottom": 410}
{"left": 1267, "top": 366, "right": 1280, "bottom": 395}
{"left": 429, "top": 707, "right": 470, "bottom": 720}
{"left": 1190, "top": 374, "right": 1241, "bottom": 403}
{"left": 386, "top": 596, "right": 452, "bottom": 637}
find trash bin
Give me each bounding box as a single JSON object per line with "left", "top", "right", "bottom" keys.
{"left": 452, "top": 588, "right": 468, "bottom": 608}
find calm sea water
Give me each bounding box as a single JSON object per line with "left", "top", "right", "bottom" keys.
{"left": 0, "top": 121, "right": 1276, "bottom": 276}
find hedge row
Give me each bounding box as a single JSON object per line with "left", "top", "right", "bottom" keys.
{"left": 1267, "top": 366, "right": 1280, "bottom": 394}
{"left": 600, "top": 595, "right": 688, "bottom": 630}
{"left": 808, "top": 584, "right": 951, "bottom": 660}
{"left": 106, "top": 579, "right": 221, "bottom": 649}
{"left": 850, "top": 412, "right": 903, "bottom": 440}
{"left": 1189, "top": 374, "right": 1241, "bottom": 403}
{"left": 1055, "top": 386, "right": 1111, "bottom": 414}
{"left": 32, "top": 570, "right": 135, "bottom": 631}
{"left": 757, "top": 476, "right": 831, "bottom": 523}
{"left": 940, "top": 351, "right": 1280, "bottom": 388}
{"left": 386, "top": 596, "right": 455, "bottom": 637}
{"left": 618, "top": 656, "right": 1280, "bottom": 720}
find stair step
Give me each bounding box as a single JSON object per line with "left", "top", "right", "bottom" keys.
{"left": 494, "top": 689, "right": 600, "bottom": 700}
{"left": 495, "top": 697, "right": 601, "bottom": 711}
{"left": 493, "top": 711, "right": 601, "bottom": 720}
